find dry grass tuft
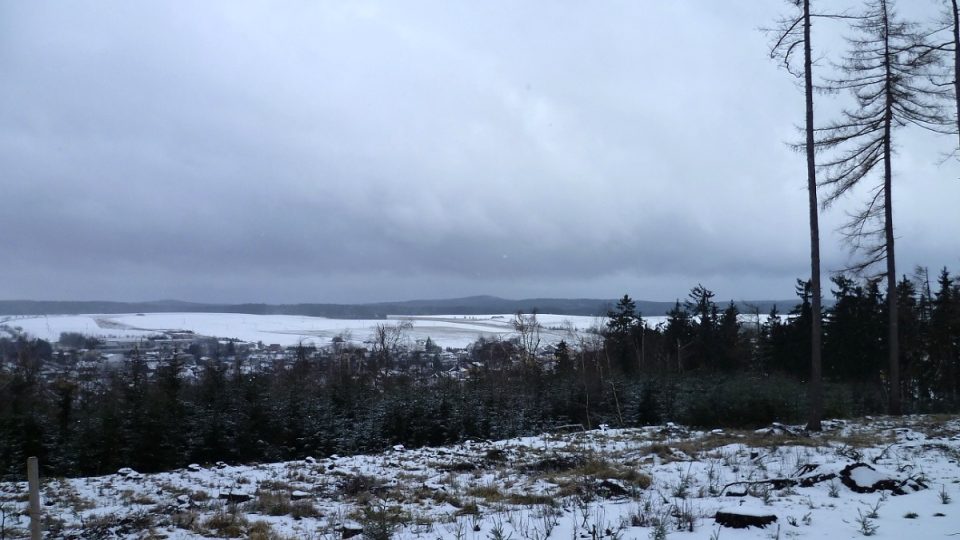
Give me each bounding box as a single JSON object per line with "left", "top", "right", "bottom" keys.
{"left": 203, "top": 510, "right": 249, "bottom": 538}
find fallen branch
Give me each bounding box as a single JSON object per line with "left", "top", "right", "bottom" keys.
{"left": 871, "top": 442, "right": 898, "bottom": 464}
{"left": 719, "top": 478, "right": 797, "bottom": 496}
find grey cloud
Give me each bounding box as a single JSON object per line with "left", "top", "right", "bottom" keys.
{"left": 1, "top": 1, "right": 958, "bottom": 304}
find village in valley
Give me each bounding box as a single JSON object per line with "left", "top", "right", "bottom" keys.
{"left": 0, "top": 313, "right": 578, "bottom": 385}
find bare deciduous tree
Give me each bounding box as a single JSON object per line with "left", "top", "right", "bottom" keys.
{"left": 512, "top": 310, "right": 542, "bottom": 365}
{"left": 372, "top": 320, "right": 413, "bottom": 371}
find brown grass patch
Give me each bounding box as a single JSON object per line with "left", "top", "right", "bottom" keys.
{"left": 822, "top": 431, "right": 896, "bottom": 448}
{"left": 203, "top": 510, "right": 249, "bottom": 538}
{"left": 564, "top": 458, "right": 652, "bottom": 488}
{"left": 258, "top": 479, "right": 295, "bottom": 492}
{"left": 254, "top": 491, "right": 291, "bottom": 516}
{"left": 466, "top": 484, "right": 504, "bottom": 499}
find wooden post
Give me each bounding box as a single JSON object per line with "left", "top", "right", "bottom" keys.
{"left": 27, "top": 457, "right": 40, "bottom": 540}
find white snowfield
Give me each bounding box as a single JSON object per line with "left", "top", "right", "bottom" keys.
{"left": 0, "top": 415, "right": 957, "bottom": 539}
{"left": 3, "top": 311, "right": 782, "bottom": 349}
{"left": 4, "top": 312, "right": 667, "bottom": 348}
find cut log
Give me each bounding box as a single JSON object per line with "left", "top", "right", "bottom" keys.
{"left": 218, "top": 491, "right": 252, "bottom": 503}
{"left": 715, "top": 509, "right": 777, "bottom": 529}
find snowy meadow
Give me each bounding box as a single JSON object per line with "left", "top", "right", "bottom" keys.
{"left": 0, "top": 312, "right": 622, "bottom": 349}
{"left": 1, "top": 415, "right": 957, "bottom": 539}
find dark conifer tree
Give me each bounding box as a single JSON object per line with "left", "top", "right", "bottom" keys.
{"left": 718, "top": 302, "right": 744, "bottom": 372}
{"left": 554, "top": 340, "right": 573, "bottom": 374}
{"left": 931, "top": 269, "right": 960, "bottom": 402}
{"left": 895, "top": 277, "right": 922, "bottom": 405}
{"left": 605, "top": 295, "right": 642, "bottom": 373}
{"left": 686, "top": 284, "right": 718, "bottom": 370}
{"left": 663, "top": 300, "right": 694, "bottom": 372}
{"left": 824, "top": 276, "right": 885, "bottom": 383}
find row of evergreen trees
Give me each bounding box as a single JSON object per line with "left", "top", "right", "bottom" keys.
{"left": 1, "top": 270, "right": 958, "bottom": 480}
{"left": 604, "top": 268, "right": 960, "bottom": 409}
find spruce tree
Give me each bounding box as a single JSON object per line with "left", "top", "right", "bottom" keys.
{"left": 686, "top": 284, "right": 718, "bottom": 370}
{"left": 663, "top": 300, "right": 693, "bottom": 371}
{"left": 718, "top": 302, "right": 744, "bottom": 372}
{"left": 931, "top": 269, "right": 960, "bottom": 402}
{"left": 605, "top": 295, "right": 642, "bottom": 373}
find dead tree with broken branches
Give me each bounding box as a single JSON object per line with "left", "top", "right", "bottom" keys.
{"left": 815, "top": 0, "right": 949, "bottom": 415}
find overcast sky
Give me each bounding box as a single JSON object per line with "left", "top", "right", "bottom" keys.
{"left": 1, "top": 1, "right": 958, "bottom": 304}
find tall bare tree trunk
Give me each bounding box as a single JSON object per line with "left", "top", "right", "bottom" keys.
{"left": 881, "top": 0, "right": 902, "bottom": 415}
{"left": 884, "top": 146, "right": 900, "bottom": 415}
{"left": 803, "top": 0, "right": 824, "bottom": 431}
{"left": 952, "top": 0, "right": 960, "bottom": 148}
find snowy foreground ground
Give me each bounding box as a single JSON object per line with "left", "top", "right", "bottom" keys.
{"left": 1, "top": 416, "right": 958, "bottom": 539}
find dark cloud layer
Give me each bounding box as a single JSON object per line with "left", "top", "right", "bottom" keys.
{"left": 2, "top": 1, "right": 958, "bottom": 303}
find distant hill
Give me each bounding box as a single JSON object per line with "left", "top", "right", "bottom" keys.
{"left": 0, "top": 296, "right": 800, "bottom": 319}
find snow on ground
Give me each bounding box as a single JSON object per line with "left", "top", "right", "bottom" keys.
{"left": 0, "top": 314, "right": 161, "bottom": 342}
{"left": 6, "top": 312, "right": 616, "bottom": 349}
{"left": 1, "top": 415, "right": 958, "bottom": 539}
{"left": 4, "top": 312, "right": 781, "bottom": 349}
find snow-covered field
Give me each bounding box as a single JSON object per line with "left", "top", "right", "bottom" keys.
{"left": 1, "top": 312, "right": 783, "bottom": 350}
{"left": 2, "top": 312, "right": 631, "bottom": 349}
{"left": 1, "top": 415, "right": 957, "bottom": 539}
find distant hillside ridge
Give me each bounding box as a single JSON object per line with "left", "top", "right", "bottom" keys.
{"left": 0, "top": 297, "right": 799, "bottom": 319}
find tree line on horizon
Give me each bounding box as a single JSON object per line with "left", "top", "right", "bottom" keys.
{"left": 602, "top": 267, "right": 960, "bottom": 405}
{"left": 1, "top": 268, "right": 958, "bottom": 480}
